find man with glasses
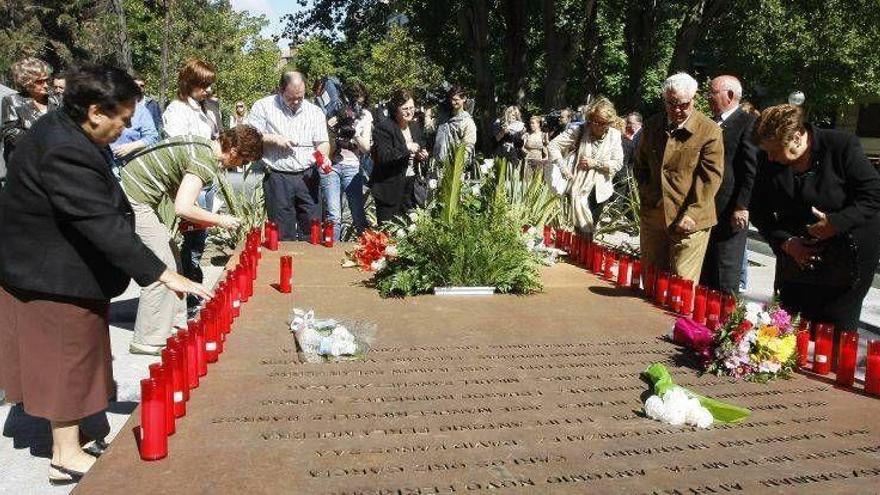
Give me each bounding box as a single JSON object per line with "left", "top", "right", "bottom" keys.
{"left": 634, "top": 72, "right": 724, "bottom": 283}
{"left": 247, "top": 71, "right": 330, "bottom": 240}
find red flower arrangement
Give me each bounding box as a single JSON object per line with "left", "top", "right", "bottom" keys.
{"left": 352, "top": 230, "right": 393, "bottom": 271}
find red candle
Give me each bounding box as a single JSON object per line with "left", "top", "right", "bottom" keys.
{"left": 280, "top": 255, "right": 293, "bottom": 293}
{"left": 310, "top": 219, "right": 321, "bottom": 244}
{"left": 630, "top": 259, "right": 642, "bottom": 291}
{"left": 796, "top": 330, "right": 811, "bottom": 369}
{"left": 189, "top": 320, "right": 207, "bottom": 377}
{"left": 323, "top": 221, "right": 334, "bottom": 247}
{"left": 543, "top": 225, "right": 552, "bottom": 246}
{"left": 866, "top": 340, "right": 880, "bottom": 396}
{"left": 149, "top": 363, "right": 174, "bottom": 436}
{"left": 693, "top": 285, "right": 707, "bottom": 324}
{"left": 706, "top": 290, "right": 722, "bottom": 330}
{"left": 617, "top": 256, "right": 630, "bottom": 286}
{"left": 603, "top": 251, "right": 616, "bottom": 280}
{"left": 813, "top": 323, "right": 834, "bottom": 375}
{"left": 565, "top": 231, "right": 573, "bottom": 253}
{"left": 248, "top": 251, "right": 258, "bottom": 281}
{"left": 264, "top": 222, "right": 278, "bottom": 251}
{"left": 655, "top": 271, "right": 670, "bottom": 307}
{"left": 835, "top": 331, "right": 858, "bottom": 387}
{"left": 139, "top": 378, "right": 167, "bottom": 461}
{"left": 161, "top": 347, "right": 186, "bottom": 418}
{"left": 571, "top": 234, "right": 580, "bottom": 261}
{"left": 202, "top": 308, "right": 218, "bottom": 363}
{"left": 720, "top": 294, "right": 736, "bottom": 323}
{"left": 680, "top": 279, "right": 694, "bottom": 316}
{"left": 230, "top": 271, "right": 242, "bottom": 318}
{"left": 644, "top": 264, "right": 656, "bottom": 298}
{"left": 168, "top": 335, "right": 190, "bottom": 402}
{"left": 591, "top": 246, "right": 602, "bottom": 273}
{"left": 669, "top": 276, "right": 683, "bottom": 314}
{"left": 180, "top": 329, "right": 199, "bottom": 390}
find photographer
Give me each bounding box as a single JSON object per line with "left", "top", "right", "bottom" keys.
{"left": 322, "top": 83, "right": 372, "bottom": 240}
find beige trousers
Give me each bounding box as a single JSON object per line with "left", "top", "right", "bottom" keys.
{"left": 639, "top": 207, "right": 711, "bottom": 282}
{"left": 131, "top": 201, "right": 187, "bottom": 346}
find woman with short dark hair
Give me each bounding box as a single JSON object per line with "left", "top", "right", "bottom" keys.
{"left": 370, "top": 88, "right": 427, "bottom": 225}
{"left": 0, "top": 64, "right": 210, "bottom": 485}
{"left": 1, "top": 57, "right": 59, "bottom": 162}
{"left": 751, "top": 104, "right": 880, "bottom": 333}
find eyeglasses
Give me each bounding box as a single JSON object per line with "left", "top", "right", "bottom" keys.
{"left": 590, "top": 120, "right": 611, "bottom": 127}
{"left": 399, "top": 106, "right": 415, "bottom": 112}
{"left": 236, "top": 104, "right": 245, "bottom": 108}
{"left": 664, "top": 99, "right": 693, "bottom": 110}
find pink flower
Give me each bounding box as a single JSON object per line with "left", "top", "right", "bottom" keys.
{"left": 771, "top": 309, "right": 791, "bottom": 331}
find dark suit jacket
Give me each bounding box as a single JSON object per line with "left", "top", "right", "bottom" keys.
{"left": 750, "top": 125, "right": 880, "bottom": 254}
{"left": 0, "top": 110, "right": 166, "bottom": 300}
{"left": 370, "top": 117, "right": 425, "bottom": 184}
{"left": 714, "top": 107, "right": 758, "bottom": 219}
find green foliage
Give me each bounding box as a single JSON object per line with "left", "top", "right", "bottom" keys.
{"left": 373, "top": 149, "right": 542, "bottom": 297}
{"left": 288, "top": 37, "right": 339, "bottom": 83}
{"left": 210, "top": 168, "right": 267, "bottom": 251}
{"left": 596, "top": 168, "right": 640, "bottom": 239}
{"left": 436, "top": 145, "right": 467, "bottom": 223}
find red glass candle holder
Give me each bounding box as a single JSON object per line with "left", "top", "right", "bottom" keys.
{"left": 202, "top": 308, "right": 218, "bottom": 363}
{"left": 310, "top": 219, "right": 321, "bottom": 244}
{"left": 680, "top": 279, "right": 694, "bottom": 316}
{"left": 813, "top": 323, "right": 834, "bottom": 375}
{"left": 603, "top": 251, "right": 616, "bottom": 280}
{"left": 706, "top": 290, "right": 722, "bottom": 330}
{"left": 835, "top": 331, "right": 859, "bottom": 387}
{"left": 866, "top": 340, "right": 880, "bottom": 396}
{"left": 323, "top": 221, "right": 334, "bottom": 247}
{"left": 543, "top": 225, "right": 552, "bottom": 246}
{"left": 189, "top": 320, "right": 207, "bottom": 377}
{"left": 669, "top": 276, "right": 683, "bottom": 314}
{"left": 630, "top": 259, "right": 642, "bottom": 291}
{"left": 168, "top": 336, "right": 190, "bottom": 402}
{"left": 279, "top": 255, "right": 293, "bottom": 293}
{"left": 795, "top": 329, "right": 810, "bottom": 371}
{"left": 139, "top": 378, "right": 167, "bottom": 461}
{"left": 616, "top": 256, "right": 630, "bottom": 286}
{"left": 161, "top": 347, "right": 186, "bottom": 418}
{"left": 644, "top": 264, "right": 656, "bottom": 298}
{"left": 180, "top": 329, "right": 199, "bottom": 390}
{"left": 721, "top": 294, "right": 736, "bottom": 323}
{"left": 231, "top": 272, "right": 242, "bottom": 317}
{"left": 149, "top": 363, "right": 174, "bottom": 436}
{"left": 591, "top": 246, "right": 603, "bottom": 274}
{"left": 693, "top": 285, "right": 708, "bottom": 324}
{"left": 655, "top": 271, "right": 670, "bottom": 307}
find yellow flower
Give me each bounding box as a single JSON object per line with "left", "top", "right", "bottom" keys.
{"left": 764, "top": 334, "right": 797, "bottom": 363}
{"left": 757, "top": 325, "right": 779, "bottom": 341}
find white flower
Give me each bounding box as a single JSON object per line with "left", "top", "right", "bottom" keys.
{"left": 692, "top": 407, "right": 714, "bottom": 428}
{"left": 526, "top": 226, "right": 537, "bottom": 236}
{"left": 759, "top": 361, "right": 781, "bottom": 373}
{"left": 428, "top": 178, "right": 438, "bottom": 189}
{"left": 395, "top": 228, "right": 406, "bottom": 238}
{"left": 644, "top": 395, "right": 665, "bottom": 420}
{"left": 384, "top": 244, "right": 398, "bottom": 257}
{"left": 407, "top": 223, "right": 416, "bottom": 233}
{"left": 408, "top": 211, "right": 418, "bottom": 221}
{"left": 330, "top": 325, "right": 355, "bottom": 343}
{"left": 370, "top": 257, "right": 387, "bottom": 271}
{"left": 662, "top": 401, "right": 688, "bottom": 426}
{"left": 480, "top": 159, "right": 494, "bottom": 174}
{"left": 744, "top": 302, "right": 762, "bottom": 324}
{"left": 471, "top": 184, "right": 481, "bottom": 196}
{"left": 662, "top": 387, "right": 689, "bottom": 404}
{"left": 758, "top": 311, "right": 773, "bottom": 327}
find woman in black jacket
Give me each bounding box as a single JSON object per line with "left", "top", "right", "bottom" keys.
{"left": 0, "top": 65, "right": 210, "bottom": 484}
{"left": 750, "top": 104, "right": 880, "bottom": 332}
{"left": 0, "top": 57, "right": 60, "bottom": 162}
{"left": 370, "top": 88, "right": 427, "bottom": 225}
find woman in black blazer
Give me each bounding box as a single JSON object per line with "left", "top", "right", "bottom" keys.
{"left": 750, "top": 104, "right": 880, "bottom": 332}
{"left": 0, "top": 65, "right": 210, "bottom": 484}
{"left": 370, "top": 88, "right": 428, "bottom": 225}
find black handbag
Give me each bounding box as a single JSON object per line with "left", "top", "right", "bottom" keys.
{"left": 778, "top": 234, "right": 859, "bottom": 289}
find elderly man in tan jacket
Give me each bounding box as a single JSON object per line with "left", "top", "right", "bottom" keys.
{"left": 634, "top": 72, "right": 724, "bottom": 282}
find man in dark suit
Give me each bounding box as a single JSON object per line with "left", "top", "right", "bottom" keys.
{"left": 700, "top": 75, "right": 759, "bottom": 293}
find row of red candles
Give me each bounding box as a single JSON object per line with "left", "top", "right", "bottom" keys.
{"left": 139, "top": 223, "right": 283, "bottom": 460}
{"left": 544, "top": 225, "right": 880, "bottom": 397}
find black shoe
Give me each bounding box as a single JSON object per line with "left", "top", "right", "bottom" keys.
{"left": 82, "top": 438, "right": 108, "bottom": 457}
{"left": 48, "top": 463, "right": 88, "bottom": 485}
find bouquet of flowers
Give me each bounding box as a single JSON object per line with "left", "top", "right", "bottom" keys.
{"left": 289, "top": 308, "right": 375, "bottom": 363}
{"left": 642, "top": 363, "right": 750, "bottom": 428}
{"left": 344, "top": 230, "right": 396, "bottom": 271}
{"left": 706, "top": 301, "right": 798, "bottom": 382}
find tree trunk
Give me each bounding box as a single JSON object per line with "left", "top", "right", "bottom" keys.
{"left": 159, "top": 0, "right": 172, "bottom": 109}
{"left": 501, "top": 0, "right": 528, "bottom": 105}
{"left": 667, "top": 0, "right": 728, "bottom": 74}
{"left": 622, "top": 0, "right": 663, "bottom": 110}
{"left": 110, "top": 0, "right": 133, "bottom": 71}
{"left": 458, "top": 0, "right": 495, "bottom": 155}
{"left": 580, "top": 0, "right": 601, "bottom": 102}
{"left": 543, "top": 0, "right": 596, "bottom": 110}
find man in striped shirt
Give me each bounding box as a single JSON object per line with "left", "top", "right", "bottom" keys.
{"left": 120, "top": 126, "right": 263, "bottom": 355}
{"left": 247, "top": 71, "right": 330, "bottom": 240}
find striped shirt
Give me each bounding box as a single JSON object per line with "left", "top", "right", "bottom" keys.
{"left": 246, "top": 94, "right": 328, "bottom": 172}
{"left": 120, "top": 136, "right": 219, "bottom": 208}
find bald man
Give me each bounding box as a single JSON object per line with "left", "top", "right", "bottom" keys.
{"left": 247, "top": 72, "right": 330, "bottom": 240}
{"left": 700, "top": 75, "right": 758, "bottom": 293}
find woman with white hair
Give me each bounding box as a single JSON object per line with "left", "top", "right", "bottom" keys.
{"left": 1, "top": 57, "right": 59, "bottom": 162}
{"left": 548, "top": 97, "right": 624, "bottom": 234}
{"left": 492, "top": 105, "right": 526, "bottom": 169}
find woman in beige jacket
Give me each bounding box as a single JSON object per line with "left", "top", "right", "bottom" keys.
{"left": 548, "top": 97, "right": 623, "bottom": 234}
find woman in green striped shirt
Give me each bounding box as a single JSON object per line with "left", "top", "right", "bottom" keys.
{"left": 121, "top": 124, "right": 263, "bottom": 355}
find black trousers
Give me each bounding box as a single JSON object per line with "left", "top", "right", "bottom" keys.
{"left": 700, "top": 218, "right": 748, "bottom": 294}
{"left": 372, "top": 172, "right": 407, "bottom": 226}
{"left": 264, "top": 168, "right": 320, "bottom": 241}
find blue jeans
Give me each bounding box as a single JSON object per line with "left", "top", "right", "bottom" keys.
{"left": 320, "top": 164, "right": 367, "bottom": 240}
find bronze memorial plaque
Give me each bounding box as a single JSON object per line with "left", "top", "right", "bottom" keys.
{"left": 76, "top": 244, "right": 880, "bottom": 494}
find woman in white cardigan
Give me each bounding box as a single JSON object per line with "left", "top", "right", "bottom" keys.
{"left": 548, "top": 97, "right": 623, "bottom": 234}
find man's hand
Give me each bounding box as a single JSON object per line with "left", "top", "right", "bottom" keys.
{"left": 406, "top": 142, "right": 421, "bottom": 154}
{"left": 730, "top": 208, "right": 749, "bottom": 232}
{"left": 216, "top": 214, "right": 241, "bottom": 230}
{"left": 111, "top": 141, "right": 143, "bottom": 158}
{"left": 265, "top": 133, "right": 297, "bottom": 150}
{"left": 158, "top": 269, "right": 213, "bottom": 300}
{"left": 807, "top": 207, "right": 837, "bottom": 240}
{"left": 675, "top": 215, "right": 697, "bottom": 234}
{"left": 782, "top": 236, "right": 820, "bottom": 269}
